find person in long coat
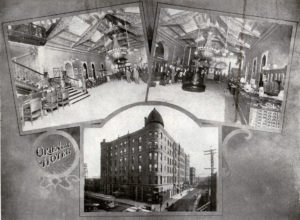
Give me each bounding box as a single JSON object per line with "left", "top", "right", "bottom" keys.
{"left": 171, "top": 66, "right": 176, "bottom": 83}
{"left": 133, "top": 64, "right": 140, "bottom": 84}
{"left": 126, "top": 66, "right": 131, "bottom": 83}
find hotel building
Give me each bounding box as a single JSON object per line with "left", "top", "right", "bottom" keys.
{"left": 100, "top": 108, "right": 190, "bottom": 203}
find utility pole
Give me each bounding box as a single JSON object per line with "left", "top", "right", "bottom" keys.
{"left": 204, "top": 148, "right": 216, "bottom": 211}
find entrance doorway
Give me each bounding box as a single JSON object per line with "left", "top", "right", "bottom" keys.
{"left": 92, "top": 63, "right": 96, "bottom": 79}
{"left": 83, "top": 63, "right": 88, "bottom": 79}
{"left": 65, "top": 62, "right": 74, "bottom": 78}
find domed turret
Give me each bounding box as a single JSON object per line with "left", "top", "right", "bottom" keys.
{"left": 145, "top": 108, "right": 164, "bottom": 127}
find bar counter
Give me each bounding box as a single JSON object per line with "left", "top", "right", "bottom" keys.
{"left": 237, "top": 89, "right": 282, "bottom": 130}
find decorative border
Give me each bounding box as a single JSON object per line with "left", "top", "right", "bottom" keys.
{"left": 222, "top": 128, "right": 253, "bottom": 178}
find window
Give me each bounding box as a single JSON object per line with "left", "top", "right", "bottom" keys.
{"left": 132, "top": 139, "right": 135, "bottom": 143}
{"left": 124, "top": 148, "right": 127, "bottom": 154}
{"left": 138, "top": 155, "right": 142, "bottom": 163}
{"left": 131, "top": 156, "right": 134, "bottom": 163}
{"left": 155, "top": 176, "right": 158, "bottom": 184}
{"left": 154, "top": 163, "right": 158, "bottom": 171}
{"left": 124, "top": 141, "right": 127, "bottom": 145}
{"left": 154, "top": 152, "right": 158, "bottom": 160}
{"left": 138, "top": 145, "right": 142, "bottom": 152}
{"left": 149, "top": 131, "right": 152, "bottom": 136}
{"left": 132, "top": 147, "right": 134, "bottom": 153}
{"left": 131, "top": 165, "right": 134, "bottom": 171}
{"left": 149, "top": 152, "right": 152, "bottom": 160}
{"left": 260, "top": 51, "right": 268, "bottom": 71}
{"left": 160, "top": 164, "right": 162, "bottom": 172}
{"left": 252, "top": 57, "right": 257, "bottom": 77}
{"left": 154, "top": 131, "right": 158, "bottom": 137}
{"left": 138, "top": 137, "right": 142, "bottom": 143}
{"left": 160, "top": 153, "right": 162, "bottom": 160}
{"left": 138, "top": 165, "right": 142, "bottom": 172}
{"left": 160, "top": 132, "right": 163, "bottom": 139}
{"left": 154, "top": 142, "right": 158, "bottom": 148}
{"left": 160, "top": 176, "right": 162, "bottom": 184}
{"left": 120, "top": 150, "right": 123, "bottom": 155}
{"left": 124, "top": 157, "right": 127, "bottom": 162}
{"left": 149, "top": 164, "right": 152, "bottom": 172}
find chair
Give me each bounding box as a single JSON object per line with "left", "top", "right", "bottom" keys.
{"left": 43, "top": 90, "right": 58, "bottom": 114}
{"left": 23, "top": 98, "right": 43, "bottom": 124}
{"left": 58, "top": 89, "right": 69, "bottom": 109}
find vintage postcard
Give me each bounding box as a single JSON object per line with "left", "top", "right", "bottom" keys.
{"left": 1, "top": 0, "right": 300, "bottom": 220}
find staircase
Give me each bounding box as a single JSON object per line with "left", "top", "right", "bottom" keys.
{"left": 66, "top": 86, "right": 90, "bottom": 104}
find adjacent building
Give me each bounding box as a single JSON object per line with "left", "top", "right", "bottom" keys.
{"left": 190, "top": 167, "right": 196, "bottom": 186}
{"left": 100, "top": 108, "right": 190, "bottom": 204}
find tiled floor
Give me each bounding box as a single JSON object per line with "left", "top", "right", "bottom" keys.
{"left": 23, "top": 80, "right": 147, "bottom": 131}
{"left": 148, "top": 80, "right": 238, "bottom": 124}
{"left": 23, "top": 79, "right": 239, "bottom": 131}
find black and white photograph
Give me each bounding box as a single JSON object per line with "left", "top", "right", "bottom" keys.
{"left": 82, "top": 106, "right": 220, "bottom": 214}
{"left": 4, "top": 3, "right": 149, "bottom": 133}
{"left": 148, "top": 5, "right": 296, "bottom": 132}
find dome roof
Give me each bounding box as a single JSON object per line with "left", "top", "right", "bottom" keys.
{"left": 146, "top": 108, "right": 164, "bottom": 127}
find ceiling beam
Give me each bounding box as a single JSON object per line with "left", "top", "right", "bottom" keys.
{"left": 72, "top": 15, "right": 105, "bottom": 48}
{"left": 157, "top": 29, "right": 185, "bottom": 47}
{"left": 47, "top": 17, "right": 73, "bottom": 40}
{"left": 221, "top": 16, "right": 260, "bottom": 38}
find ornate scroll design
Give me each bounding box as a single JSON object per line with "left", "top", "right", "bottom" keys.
{"left": 39, "top": 175, "right": 79, "bottom": 192}
{"left": 222, "top": 128, "right": 253, "bottom": 177}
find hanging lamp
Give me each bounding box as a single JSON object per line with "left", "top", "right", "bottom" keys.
{"left": 107, "top": 22, "right": 127, "bottom": 59}
{"left": 221, "top": 17, "right": 229, "bottom": 57}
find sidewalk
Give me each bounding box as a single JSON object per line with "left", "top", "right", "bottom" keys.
{"left": 86, "top": 189, "right": 194, "bottom": 212}
{"left": 86, "top": 191, "right": 148, "bottom": 208}
{"left": 151, "top": 188, "right": 194, "bottom": 212}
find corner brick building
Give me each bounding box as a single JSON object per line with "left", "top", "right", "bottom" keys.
{"left": 100, "top": 108, "right": 190, "bottom": 203}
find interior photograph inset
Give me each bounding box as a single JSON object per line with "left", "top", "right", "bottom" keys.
{"left": 4, "top": 3, "right": 149, "bottom": 133}
{"left": 148, "top": 5, "right": 296, "bottom": 132}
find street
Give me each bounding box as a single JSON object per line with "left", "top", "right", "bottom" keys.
{"left": 166, "top": 188, "right": 202, "bottom": 211}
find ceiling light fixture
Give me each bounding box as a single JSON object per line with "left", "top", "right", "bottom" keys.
{"left": 106, "top": 21, "right": 129, "bottom": 59}
{"left": 221, "top": 17, "right": 229, "bottom": 57}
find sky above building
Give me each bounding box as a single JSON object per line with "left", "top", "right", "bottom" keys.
{"left": 84, "top": 106, "right": 219, "bottom": 178}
